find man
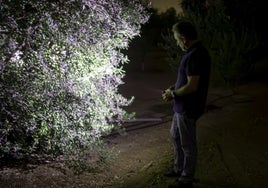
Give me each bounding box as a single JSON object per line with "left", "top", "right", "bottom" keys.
{"left": 162, "top": 20, "right": 211, "bottom": 188}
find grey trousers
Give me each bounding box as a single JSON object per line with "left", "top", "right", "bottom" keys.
{"left": 170, "top": 112, "right": 197, "bottom": 183}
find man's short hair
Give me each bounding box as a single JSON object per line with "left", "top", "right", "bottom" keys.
{"left": 172, "top": 21, "right": 198, "bottom": 40}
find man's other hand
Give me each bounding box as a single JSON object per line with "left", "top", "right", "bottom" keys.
{"left": 162, "top": 89, "right": 174, "bottom": 102}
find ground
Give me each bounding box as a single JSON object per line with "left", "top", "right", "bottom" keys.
{"left": 0, "top": 56, "right": 268, "bottom": 188}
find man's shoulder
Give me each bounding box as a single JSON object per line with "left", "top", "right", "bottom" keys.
{"left": 191, "top": 44, "right": 210, "bottom": 60}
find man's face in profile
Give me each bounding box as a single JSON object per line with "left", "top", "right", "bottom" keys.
{"left": 173, "top": 32, "right": 186, "bottom": 51}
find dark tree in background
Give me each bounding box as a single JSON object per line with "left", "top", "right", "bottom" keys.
{"left": 124, "top": 7, "right": 178, "bottom": 71}
{"left": 224, "top": 0, "right": 267, "bottom": 39}
{"left": 181, "top": 0, "right": 267, "bottom": 56}
{"left": 127, "top": 0, "right": 267, "bottom": 80}
{"left": 175, "top": 0, "right": 262, "bottom": 86}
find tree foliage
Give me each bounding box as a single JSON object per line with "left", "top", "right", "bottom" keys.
{"left": 161, "top": 0, "right": 260, "bottom": 86}
{"left": 181, "top": 0, "right": 259, "bottom": 85}
{"left": 0, "top": 0, "right": 149, "bottom": 162}
{"left": 124, "top": 7, "right": 179, "bottom": 71}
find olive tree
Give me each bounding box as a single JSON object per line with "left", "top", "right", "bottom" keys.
{"left": 0, "top": 0, "right": 149, "bottom": 163}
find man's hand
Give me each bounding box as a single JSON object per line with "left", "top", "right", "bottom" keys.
{"left": 162, "top": 89, "right": 174, "bottom": 102}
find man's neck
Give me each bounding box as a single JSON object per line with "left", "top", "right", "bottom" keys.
{"left": 186, "top": 39, "right": 200, "bottom": 49}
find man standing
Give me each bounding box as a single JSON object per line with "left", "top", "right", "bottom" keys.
{"left": 162, "top": 20, "right": 211, "bottom": 188}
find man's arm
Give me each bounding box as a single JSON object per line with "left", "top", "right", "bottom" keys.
{"left": 173, "top": 75, "right": 199, "bottom": 96}
{"left": 162, "top": 76, "right": 199, "bottom": 101}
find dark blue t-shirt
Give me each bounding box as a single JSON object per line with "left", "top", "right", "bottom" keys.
{"left": 173, "top": 41, "right": 211, "bottom": 119}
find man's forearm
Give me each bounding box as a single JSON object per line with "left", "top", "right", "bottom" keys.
{"left": 173, "top": 75, "right": 199, "bottom": 97}
{"left": 173, "top": 83, "right": 196, "bottom": 97}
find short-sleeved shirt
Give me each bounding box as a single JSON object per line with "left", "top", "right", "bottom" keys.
{"left": 173, "top": 41, "right": 211, "bottom": 119}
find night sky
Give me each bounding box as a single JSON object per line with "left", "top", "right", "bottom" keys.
{"left": 150, "top": 0, "right": 182, "bottom": 13}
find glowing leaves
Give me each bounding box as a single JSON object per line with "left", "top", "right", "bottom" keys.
{"left": 0, "top": 0, "right": 149, "bottom": 158}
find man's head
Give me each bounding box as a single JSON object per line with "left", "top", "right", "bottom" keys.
{"left": 172, "top": 21, "right": 198, "bottom": 51}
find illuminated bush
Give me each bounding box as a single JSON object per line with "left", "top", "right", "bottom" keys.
{"left": 0, "top": 0, "right": 149, "bottom": 161}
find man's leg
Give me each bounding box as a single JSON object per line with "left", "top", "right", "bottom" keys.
{"left": 178, "top": 114, "right": 197, "bottom": 183}
{"left": 170, "top": 113, "right": 184, "bottom": 174}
